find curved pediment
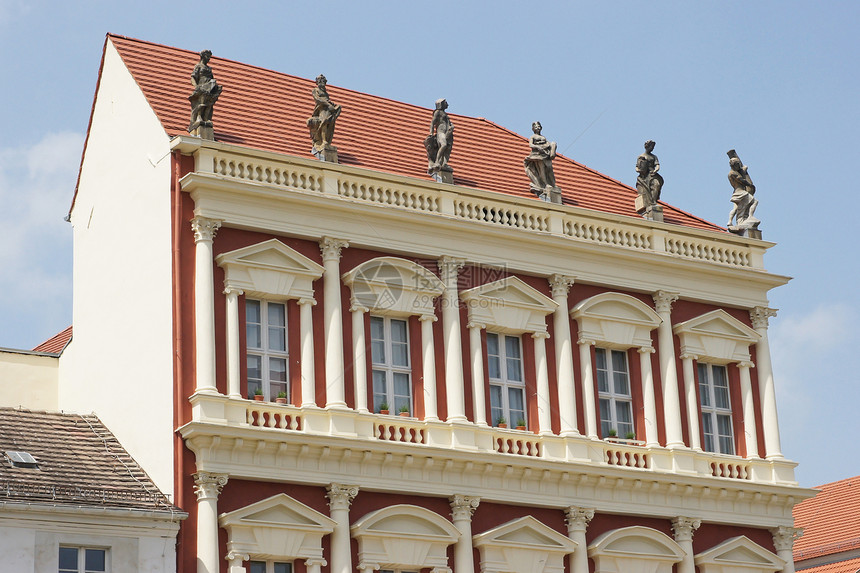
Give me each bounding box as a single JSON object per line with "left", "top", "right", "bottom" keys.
{"left": 342, "top": 257, "right": 444, "bottom": 318}
{"left": 673, "top": 310, "right": 760, "bottom": 363}
{"left": 571, "top": 293, "right": 661, "bottom": 349}
{"left": 695, "top": 536, "right": 785, "bottom": 573}
{"left": 588, "top": 526, "right": 684, "bottom": 561}
{"left": 460, "top": 276, "right": 557, "bottom": 335}
{"left": 472, "top": 516, "right": 576, "bottom": 573}
{"left": 216, "top": 239, "right": 324, "bottom": 300}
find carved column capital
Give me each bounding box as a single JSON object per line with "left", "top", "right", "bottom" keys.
{"left": 226, "top": 551, "right": 250, "bottom": 563}
{"left": 191, "top": 216, "right": 221, "bottom": 243}
{"left": 671, "top": 516, "right": 702, "bottom": 542}
{"left": 193, "top": 472, "right": 228, "bottom": 501}
{"left": 653, "top": 290, "right": 680, "bottom": 314}
{"left": 577, "top": 337, "right": 596, "bottom": 347}
{"left": 549, "top": 274, "right": 575, "bottom": 297}
{"left": 466, "top": 322, "right": 486, "bottom": 330}
{"left": 326, "top": 483, "right": 359, "bottom": 510}
{"left": 679, "top": 353, "right": 698, "bottom": 361}
{"left": 738, "top": 360, "right": 755, "bottom": 369}
{"left": 223, "top": 286, "right": 244, "bottom": 296}
{"left": 449, "top": 494, "right": 480, "bottom": 520}
{"left": 304, "top": 558, "right": 328, "bottom": 568}
{"left": 320, "top": 237, "right": 349, "bottom": 262}
{"left": 437, "top": 256, "right": 466, "bottom": 284}
{"left": 532, "top": 330, "right": 550, "bottom": 340}
{"left": 771, "top": 526, "right": 803, "bottom": 551}
{"left": 564, "top": 506, "right": 595, "bottom": 532}
{"left": 419, "top": 313, "right": 438, "bottom": 323}
{"left": 751, "top": 306, "right": 778, "bottom": 330}
{"left": 298, "top": 297, "right": 317, "bottom": 307}
{"left": 638, "top": 346, "right": 656, "bottom": 354}
{"left": 349, "top": 297, "right": 368, "bottom": 313}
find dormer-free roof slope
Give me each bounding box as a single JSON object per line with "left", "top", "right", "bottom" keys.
{"left": 793, "top": 475, "right": 860, "bottom": 562}
{"left": 32, "top": 325, "right": 72, "bottom": 354}
{"left": 105, "top": 34, "right": 721, "bottom": 232}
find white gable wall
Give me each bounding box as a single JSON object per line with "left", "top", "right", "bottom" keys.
{"left": 59, "top": 39, "right": 174, "bottom": 496}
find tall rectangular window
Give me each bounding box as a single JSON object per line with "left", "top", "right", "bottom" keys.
{"left": 698, "top": 363, "right": 734, "bottom": 454}
{"left": 249, "top": 562, "right": 293, "bottom": 573}
{"left": 370, "top": 316, "right": 411, "bottom": 414}
{"left": 487, "top": 332, "right": 526, "bottom": 427}
{"left": 59, "top": 547, "right": 107, "bottom": 573}
{"left": 596, "top": 347, "right": 634, "bottom": 438}
{"left": 246, "top": 299, "right": 288, "bottom": 401}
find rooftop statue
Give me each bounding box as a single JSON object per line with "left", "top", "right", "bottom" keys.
{"left": 424, "top": 99, "right": 454, "bottom": 184}
{"left": 523, "top": 122, "right": 562, "bottom": 204}
{"left": 187, "top": 50, "right": 223, "bottom": 140}
{"left": 307, "top": 74, "right": 342, "bottom": 162}
{"left": 726, "top": 149, "right": 761, "bottom": 237}
{"left": 635, "top": 140, "right": 664, "bottom": 221}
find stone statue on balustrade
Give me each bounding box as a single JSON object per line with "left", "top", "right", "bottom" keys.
{"left": 635, "top": 140, "right": 664, "bottom": 222}
{"left": 423, "top": 99, "right": 455, "bottom": 184}
{"left": 524, "top": 122, "right": 562, "bottom": 204}
{"left": 188, "top": 50, "right": 223, "bottom": 140}
{"left": 307, "top": 74, "right": 342, "bottom": 163}
{"left": 726, "top": 149, "right": 761, "bottom": 238}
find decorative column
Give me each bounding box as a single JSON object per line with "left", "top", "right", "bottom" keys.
{"left": 298, "top": 298, "right": 317, "bottom": 407}
{"left": 327, "top": 483, "right": 359, "bottom": 573}
{"left": 565, "top": 507, "right": 594, "bottom": 573}
{"left": 533, "top": 331, "right": 552, "bottom": 435}
{"left": 680, "top": 354, "right": 702, "bottom": 451}
{"left": 320, "top": 238, "right": 349, "bottom": 409}
{"left": 771, "top": 526, "right": 802, "bottom": 573}
{"left": 192, "top": 217, "right": 221, "bottom": 394}
{"left": 350, "top": 299, "right": 369, "bottom": 412}
{"left": 638, "top": 347, "right": 659, "bottom": 446}
{"left": 193, "top": 472, "right": 228, "bottom": 573}
{"left": 468, "top": 322, "right": 488, "bottom": 426}
{"left": 738, "top": 361, "right": 759, "bottom": 458}
{"left": 304, "top": 558, "right": 326, "bottom": 573}
{"left": 224, "top": 287, "right": 243, "bottom": 399}
{"left": 438, "top": 257, "right": 467, "bottom": 422}
{"left": 226, "top": 551, "right": 249, "bottom": 573}
{"left": 578, "top": 338, "right": 599, "bottom": 439}
{"left": 421, "top": 314, "right": 439, "bottom": 421}
{"left": 654, "top": 291, "right": 684, "bottom": 447}
{"left": 450, "top": 495, "right": 480, "bottom": 573}
{"left": 550, "top": 275, "right": 578, "bottom": 436}
{"left": 672, "top": 517, "right": 701, "bottom": 573}
{"left": 751, "top": 307, "right": 783, "bottom": 459}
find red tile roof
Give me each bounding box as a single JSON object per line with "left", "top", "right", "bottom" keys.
{"left": 797, "top": 557, "right": 860, "bottom": 573}
{"left": 106, "top": 34, "right": 721, "bottom": 232}
{"left": 32, "top": 325, "right": 72, "bottom": 354}
{"left": 0, "top": 407, "right": 178, "bottom": 512}
{"left": 794, "top": 476, "right": 860, "bottom": 561}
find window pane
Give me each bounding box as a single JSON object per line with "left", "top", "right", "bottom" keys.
{"left": 613, "top": 370, "right": 629, "bottom": 396}
{"left": 717, "top": 414, "right": 733, "bottom": 438}
{"left": 269, "top": 357, "right": 287, "bottom": 382}
{"left": 508, "top": 387, "right": 524, "bottom": 413}
{"left": 393, "top": 372, "right": 410, "bottom": 397}
{"left": 702, "top": 414, "right": 715, "bottom": 452}
{"left": 246, "top": 300, "right": 261, "bottom": 323}
{"left": 616, "top": 400, "right": 632, "bottom": 424}
{"left": 506, "top": 356, "right": 523, "bottom": 382}
{"left": 246, "top": 301, "right": 261, "bottom": 348}
{"left": 247, "top": 355, "right": 262, "bottom": 381}
{"left": 372, "top": 370, "right": 387, "bottom": 397}
{"left": 59, "top": 547, "right": 78, "bottom": 571}
{"left": 599, "top": 399, "right": 612, "bottom": 427}
{"left": 488, "top": 355, "right": 501, "bottom": 379}
{"left": 274, "top": 564, "right": 293, "bottom": 573}
{"left": 487, "top": 332, "right": 499, "bottom": 356}
{"left": 371, "top": 340, "right": 385, "bottom": 365}
{"left": 595, "top": 347, "right": 606, "bottom": 369}
{"left": 699, "top": 380, "right": 711, "bottom": 407}
{"left": 247, "top": 380, "right": 261, "bottom": 399}
{"left": 392, "top": 342, "right": 409, "bottom": 367}
{"left": 490, "top": 384, "right": 503, "bottom": 424}
{"left": 611, "top": 349, "right": 627, "bottom": 373}
{"left": 370, "top": 316, "right": 385, "bottom": 341}
{"left": 249, "top": 562, "right": 267, "bottom": 573}
{"left": 714, "top": 384, "right": 730, "bottom": 410}
{"left": 390, "top": 319, "right": 408, "bottom": 343}
{"left": 505, "top": 336, "right": 521, "bottom": 359}
{"left": 268, "top": 302, "right": 285, "bottom": 326}
{"left": 394, "top": 395, "right": 410, "bottom": 413}
{"left": 85, "top": 549, "right": 106, "bottom": 572}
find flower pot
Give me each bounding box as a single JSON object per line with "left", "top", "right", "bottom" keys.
{"left": 253, "top": 394, "right": 264, "bottom": 401}
{"left": 497, "top": 423, "right": 508, "bottom": 429}
{"left": 275, "top": 397, "right": 287, "bottom": 404}
{"left": 399, "top": 412, "right": 410, "bottom": 417}
{"left": 379, "top": 410, "right": 389, "bottom": 415}
{"left": 516, "top": 425, "right": 526, "bottom": 431}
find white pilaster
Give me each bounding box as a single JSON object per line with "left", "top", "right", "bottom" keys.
{"left": 192, "top": 217, "right": 221, "bottom": 395}
{"left": 638, "top": 346, "right": 659, "bottom": 446}
{"left": 672, "top": 517, "right": 701, "bottom": 573}
{"left": 327, "top": 483, "right": 359, "bottom": 573}
{"left": 420, "top": 314, "right": 439, "bottom": 421}
{"left": 450, "top": 495, "right": 480, "bottom": 573}
{"left": 298, "top": 298, "right": 317, "bottom": 408}
{"left": 350, "top": 300, "right": 369, "bottom": 413}
{"left": 533, "top": 331, "right": 552, "bottom": 435}
{"left": 738, "top": 361, "right": 759, "bottom": 458}
{"left": 565, "top": 507, "right": 594, "bottom": 573}
{"left": 468, "top": 322, "right": 488, "bottom": 426}
{"left": 578, "top": 338, "right": 599, "bottom": 439}
{"left": 771, "top": 526, "right": 802, "bottom": 573}
{"left": 438, "top": 257, "right": 466, "bottom": 422}
{"left": 193, "top": 472, "right": 228, "bottom": 573}
{"left": 751, "top": 307, "right": 783, "bottom": 459}
{"left": 680, "top": 354, "right": 702, "bottom": 451}
{"left": 550, "top": 275, "right": 578, "bottom": 436}
{"left": 654, "top": 291, "right": 684, "bottom": 447}
{"left": 224, "top": 287, "right": 243, "bottom": 399}
{"left": 320, "top": 238, "right": 349, "bottom": 409}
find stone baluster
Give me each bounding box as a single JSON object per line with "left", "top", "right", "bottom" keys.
{"left": 672, "top": 516, "right": 701, "bottom": 573}
{"left": 224, "top": 287, "right": 243, "bottom": 399}
{"left": 654, "top": 291, "right": 684, "bottom": 447}
{"left": 193, "top": 472, "right": 228, "bottom": 573}
{"left": 771, "top": 526, "right": 802, "bottom": 573}
{"left": 680, "top": 354, "right": 702, "bottom": 450}
{"left": 565, "top": 507, "right": 594, "bottom": 573}
{"left": 468, "top": 322, "right": 488, "bottom": 426}
{"left": 738, "top": 361, "right": 759, "bottom": 457}
{"left": 298, "top": 298, "right": 317, "bottom": 407}
{"left": 192, "top": 217, "right": 222, "bottom": 395}
{"left": 639, "top": 346, "right": 659, "bottom": 446}
{"left": 320, "top": 238, "right": 349, "bottom": 409}
{"left": 327, "top": 483, "right": 359, "bottom": 573}
{"left": 751, "top": 307, "right": 783, "bottom": 459}
{"left": 450, "top": 495, "right": 480, "bottom": 573}
{"left": 350, "top": 299, "right": 369, "bottom": 412}
{"left": 533, "top": 331, "right": 552, "bottom": 434}
{"left": 421, "top": 314, "right": 439, "bottom": 421}
{"left": 438, "top": 257, "right": 467, "bottom": 422}
{"left": 550, "top": 275, "right": 578, "bottom": 436}
{"left": 578, "top": 338, "right": 599, "bottom": 439}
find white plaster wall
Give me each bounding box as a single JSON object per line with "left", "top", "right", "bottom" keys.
{"left": 59, "top": 39, "right": 175, "bottom": 496}
{"left": 0, "top": 526, "right": 36, "bottom": 571}
{"left": 0, "top": 351, "right": 58, "bottom": 409}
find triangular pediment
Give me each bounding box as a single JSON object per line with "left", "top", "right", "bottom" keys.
{"left": 571, "top": 293, "right": 661, "bottom": 328}
{"left": 695, "top": 536, "right": 784, "bottom": 570}
{"left": 461, "top": 277, "right": 557, "bottom": 313}
{"left": 219, "top": 493, "right": 335, "bottom": 531}
{"left": 473, "top": 516, "right": 576, "bottom": 552}
{"left": 216, "top": 239, "right": 324, "bottom": 277}
{"left": 674, "top": 310, "right": 759, "bottom": 343}
{"left": 588, "top": 526, "right": 684, "bottom": 561}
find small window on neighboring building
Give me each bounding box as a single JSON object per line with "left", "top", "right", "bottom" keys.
{"left": 698, "top": 363, "right": 734, "bottom": 454}
{"left": 596, "top": 347, "right": 634, "bottom": 438}
{"left": 249, "top": 560, "right": 293, "bottom": 573}
{"left": 59, "top": 547, "right": 107, "bottom": 573}
{"left": 5, "top": 450, "right": 38, "bottom": 468}
{"left": 487, "top": 332, "right": 526, "bottom": 427}
{"left": 370, "top": 315, "right": 412, "bottom": 414}
{"left": 246, "top": 299, "right": 289, "bottom": 401}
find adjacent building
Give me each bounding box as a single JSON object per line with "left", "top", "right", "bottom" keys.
{"left": 793, "top": 476, "right": 860, "bottom": 573}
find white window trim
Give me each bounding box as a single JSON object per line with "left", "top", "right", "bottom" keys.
{"left": 595, "top": 347, "right": 634, "bottom": 438}
{"left": 246, "top": 299, "right": 289, "bottom": 402}
{"left": 698, "top": 362, "right": 735, "bottom": 454}
{"left": 487, "top": 332, "right": 526, "bottom": 427}
{"left": 59, "top": 546, "right": 109, "bottom": 573}
{"left": 370, "top": 315, "right": 412, "bottom": 414}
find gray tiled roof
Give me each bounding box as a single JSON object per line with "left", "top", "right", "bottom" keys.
{"left": 0, "top": 407, "right": 177, "bottom": 512}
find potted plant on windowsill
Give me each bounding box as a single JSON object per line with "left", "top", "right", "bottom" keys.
{"left": 625, "top": 431, "right": 636, "bottom": 441}
{"left": 275, "top": 391, "right": 287, "bottom": 404}
{"left": 606, "top": 428, "right": 618, "bottom": 440}
{"left": 253, "top": 388, "right": 264, "bottom": 401}
{"left": 378, "top": 402, "right": 390, "bottom": 415}
{"left": 496, "top": 416, "right": 507, "bottom": 429}
{"left": 398, "top": 405, "right": 410, "bottom": 417}
{"left": 515, "top": 418, "right": 527, "bottom": 431}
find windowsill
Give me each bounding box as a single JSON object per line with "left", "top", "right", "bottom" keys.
{"left": 604, "top": 437, "right": 646, "bottom": 447}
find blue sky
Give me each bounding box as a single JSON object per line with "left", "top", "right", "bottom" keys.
{"left": 0, "top": 1, "right": 857, "bottom": 488}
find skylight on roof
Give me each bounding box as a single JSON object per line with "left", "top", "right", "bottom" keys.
{"left": 5, "top": 451, "right": 38, "bottom": 468}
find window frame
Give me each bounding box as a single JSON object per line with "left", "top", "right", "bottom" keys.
{"left": 486, "top": 331, "right": 526, "bottom": 427}
{"left": 595, "top": 347, "right": 634, "bottom": 439}
{"left": 247, "top": 560, "right": 293, "bottom": 573}
{"left": 697, "top": 362, "right": 735, "bottom": 455}
{"left": 245, "top": 298, "right": 289, "bottom": 402}
{"left": 59, "top": 546, "right": 108, "bottom": 573}
{"left": 370, "top": 315, "right": 412, "bottom": 414}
